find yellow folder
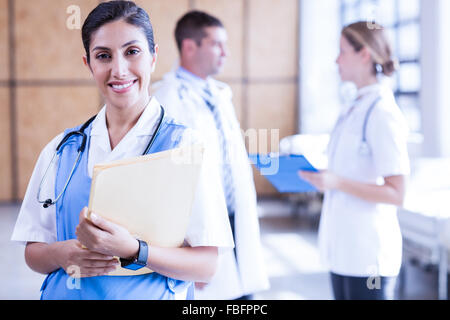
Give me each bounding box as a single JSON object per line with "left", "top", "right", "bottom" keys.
{"left": 87, "top": 144, "right": 204, "bottom": 276}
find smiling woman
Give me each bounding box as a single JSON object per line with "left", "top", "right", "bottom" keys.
{"left": 80, "top": 3, "right": 159, "bottom": 149}
{"left": 10, "top": 0, "right": 234, "bottom": 300}
{"left": 83, "top": 18, "right": 158, "bottom": 149}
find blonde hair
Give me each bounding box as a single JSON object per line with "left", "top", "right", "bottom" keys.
{"left": 342, "top": 21, "right": 398, "bottom": 77}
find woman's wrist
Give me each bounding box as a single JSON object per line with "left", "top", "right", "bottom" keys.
{"left": 25, "top": 242, "right": 63, "bottom": 274}
{"left": 334, "top": 174, "right": 344, "bottom": 191}
{"left": 48, "top": 241, "right": 65, "bottom": 270}
{"left": 122, "top": 238, "right": 140, "bottom": 260}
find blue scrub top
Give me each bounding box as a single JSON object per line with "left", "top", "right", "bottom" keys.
{"left": 40, "top": 116, "right": 193, "bottom": 300}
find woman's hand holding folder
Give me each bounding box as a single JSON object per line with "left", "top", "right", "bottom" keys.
{"left": 76, "top": 207, "right": 139, "bottom": 260}
{"left": 75, "top": 207, "right": 218, "bottom": 282}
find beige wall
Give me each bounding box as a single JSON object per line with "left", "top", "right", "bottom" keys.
{"left": 0, "top": 88, "right": 11, "bottom": 202}
{"left": 1, "top": 0, "right": 11, "bottom": 201}
{"left": 1, "top": 0, "right": 299, "bottom": 201}
{"left": 0, "top": 0, "right": 9, "bottom": 80}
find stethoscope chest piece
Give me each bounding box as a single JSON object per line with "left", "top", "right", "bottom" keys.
{"left": 359, "top": 141, "right": 371, "bottom": 156}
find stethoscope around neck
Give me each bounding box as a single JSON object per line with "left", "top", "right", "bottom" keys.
{"left": 330, "top": 95, "right": 381, "bottom": 159}
{"left": 358, "top": 96, "right": 381, "bottom": 156}
{"left": 37, "top": 105, "right": 165, "bottom": 208}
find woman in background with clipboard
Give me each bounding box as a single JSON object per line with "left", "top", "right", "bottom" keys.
{"left": 300, "top": 21, "right": 410, "bottom": 300}
{"left": 11, "top": 0, "right": 234, "bottom": 300}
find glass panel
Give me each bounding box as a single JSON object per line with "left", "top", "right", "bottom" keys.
{"left": 343, "top": 5, "right": 360, "bottom": 25}
{"left": 398, "top": 63, "right": 421, "bottom": 92}
{"left": 397, "top": 23, "right": 420, "bottom": 60}
{"left": 342, "top": 0, "right": 359, "bottom": 7}
{"left": 377, "top": 0, "right": 397, "bottom": 27}
{"left": 396, "top": 94, "right": 421, "bottom": 133}
{"left": 360, "top": 0, "right": 379, "bottom": 22}
{"left": 398, "top": 0, "right": 420, "bottom": 21}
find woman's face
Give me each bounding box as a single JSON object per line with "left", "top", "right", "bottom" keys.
{"left": 85, "top": 19, "right": 156, "bottom": 111}
{"left": 336, "top": 35, "right": 363, "bottom": 83}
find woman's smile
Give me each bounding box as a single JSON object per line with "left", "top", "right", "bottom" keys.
{"left": 108, "top": 79, "right": 139, "bottom": 94}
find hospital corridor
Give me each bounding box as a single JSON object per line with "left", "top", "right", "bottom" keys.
{"left": 1, "top": 0, "right": 450, "bottom": 302}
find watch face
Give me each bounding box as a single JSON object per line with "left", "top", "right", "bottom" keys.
{"left": 122, "top": 263, "right": 145, "bottom": 271}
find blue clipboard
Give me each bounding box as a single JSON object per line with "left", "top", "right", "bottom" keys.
{"left": 249, "top": 154, "right": 319, "bottom": 193}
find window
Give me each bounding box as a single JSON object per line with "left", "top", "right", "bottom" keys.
{"left": 340, "top": 0, "right": 422, "bottom": 133}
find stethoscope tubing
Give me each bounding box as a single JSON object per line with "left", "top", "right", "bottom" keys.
{"left": 329, "top": 94, "right": 382, "bottom": 161}
{"left": 37, "top": 105, "right": 165, "bottom": 208}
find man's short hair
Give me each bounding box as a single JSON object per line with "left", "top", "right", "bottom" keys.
{"left": 175, "top": 10, "right": 224, "bottom": 52}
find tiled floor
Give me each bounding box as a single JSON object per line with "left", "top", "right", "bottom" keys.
{"left": 0, "top": 200, "right": 445, "bottom": 300}
{"left": 0, "top": 203, "right": 46, "bottom": 300}
{"left": 253, "top": 214, "right": 332, "bottom": 300}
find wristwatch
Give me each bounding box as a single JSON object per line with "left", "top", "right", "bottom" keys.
{"left": 120, "top": 239, "right": 148, "bottom": 271}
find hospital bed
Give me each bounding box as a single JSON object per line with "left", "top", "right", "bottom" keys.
{"left": 398, "top": 158, "right": 450, "bottom": 300}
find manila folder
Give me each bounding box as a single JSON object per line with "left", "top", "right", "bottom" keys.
{"left": 87, "top": 144, "right": 204, "bottom": 276}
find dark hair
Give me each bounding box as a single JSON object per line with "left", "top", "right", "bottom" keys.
{"left": 82, "top": 0, "right": 155, "bottom": 64}
{"left": 174, "top": 10, "right": 223, "bottom": 52}
{"left": 342, "top": 21, "right": 398, "bottom": 77}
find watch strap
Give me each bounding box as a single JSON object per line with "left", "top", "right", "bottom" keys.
{"left": 120, "top": 240, "right": 148, "bottom": 270}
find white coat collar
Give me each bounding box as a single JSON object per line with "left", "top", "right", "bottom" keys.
{"left": 90, "top": 97, "right": 161, "bottom": 138}
{"left": 88, "top": 97, "right": 162, "bottom": 154}
{"left": 357, "top": 83, "right": 382, "bottom": 99}
{"left": 175, "top": 67, "right": 223, "bottom": 99}
{"left": 176, "top": 66, "right": 209, "bottom": 90}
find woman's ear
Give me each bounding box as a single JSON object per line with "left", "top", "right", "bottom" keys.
{"left": 82, "top": 56, "right": 93, "bottom": 73}
{"left": 151, "top": 44, "right": 159, "bottom": 73}
{"left": 359, "top": 47, "right": 373, "bottom": 64}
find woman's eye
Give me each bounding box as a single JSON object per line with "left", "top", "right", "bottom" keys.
{"left": 127, "top": 49, "right": 140, "bottom": 55}
{"left": 96, "top": 53, "right": 111, "bottom": 60}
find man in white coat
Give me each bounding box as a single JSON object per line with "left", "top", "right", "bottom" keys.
{"left": 153, "top": 11, "right": 269, "bottom": 300}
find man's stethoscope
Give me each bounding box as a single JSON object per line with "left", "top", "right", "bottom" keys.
{"left": 37, "top": 105, "right": 165, "bottom": 209}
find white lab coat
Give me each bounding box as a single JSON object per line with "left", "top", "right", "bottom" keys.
{"left": 320, "top": 83, "right": 410, "bottom": 277}
{"left": 153, "top": 70, "right": 269, "bottom": 299}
